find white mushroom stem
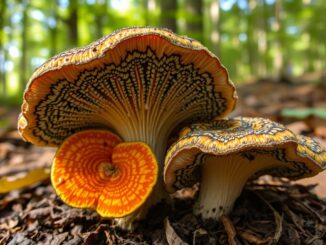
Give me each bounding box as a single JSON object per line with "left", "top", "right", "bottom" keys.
{"left": 194, "top": 153, "right": 281, "bottom": 220}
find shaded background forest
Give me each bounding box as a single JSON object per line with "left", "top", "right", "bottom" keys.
{"left": 0, "top": 0, "right": 326, "bottom": 105}
{"left": 1, "top": 1, "right": 326, "bottom": 243}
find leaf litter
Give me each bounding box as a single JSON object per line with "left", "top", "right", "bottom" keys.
{"left": 1, "top": 81, "right": 326, "bottom": 244}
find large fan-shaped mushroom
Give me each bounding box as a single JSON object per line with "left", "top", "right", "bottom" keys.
{"left": 164, "top": 117, "right": 326, "bottom": 220}
{"left": 18, "top": 27, "right": 237, "bottom": 228}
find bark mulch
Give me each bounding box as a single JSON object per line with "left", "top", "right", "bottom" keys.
{"left": 1, "top": 178, "right": 326, "bottom": 244}
{"left": 1, "top": 81, "right": 326, "bottom": 244}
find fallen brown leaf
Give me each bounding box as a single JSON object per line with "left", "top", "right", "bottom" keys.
{"left": 254, "top": 192, "right": 283, "bottom": 245}
{"left": 315, "top": 126, "right": 326, "bottom": 138}
{"left": 238, "top": 230, "right": 271, "bottom": 244}
{"left": 286, "top": 121, "right": 310, "bottom": 135}
{"left": 164, "top": 218, "right": 189, "bottom": 245}
{"left": 220, "top": 215, "right": 237, "bottom": 245}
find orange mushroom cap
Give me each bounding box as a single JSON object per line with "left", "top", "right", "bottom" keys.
{"left": 51, "top": 129, "right": 158, "bottom": 218}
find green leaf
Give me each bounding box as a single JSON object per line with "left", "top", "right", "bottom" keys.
{"left": 281, "top": 108, "right": 326, "bottom": 120}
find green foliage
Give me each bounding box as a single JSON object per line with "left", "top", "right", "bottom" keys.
{"left": 0, "top": 0, "right": 325, "bottom": 107}
{"left": 0, "top": 118, "right": 10, "bottom": 129}
{"left": 281, "top": 108, "right": 326, "bottom": 120}
{"left": 0, "top": 94, "right": 23, "bottom": 107}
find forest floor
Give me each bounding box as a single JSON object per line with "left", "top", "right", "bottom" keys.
{"left": 0, "top": 79, "right": 326, "bottom": 244}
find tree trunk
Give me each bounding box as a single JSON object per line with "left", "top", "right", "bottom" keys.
{"left": 183, "top": 0, "right": 203, "bottom": 42}
{"left": 68, "top": 0, "right": 78, "bottom": 47}
{"left": 0, "top": 0, "right": 6, "bottom": 96}
{"left": 20, "top": 0, "right": 28, "bottom": 95}
{"left": 49, "top": 0, "right": 58, "bottom": 57}
{"left": 246, "top": 0, "right": 258, "bottom": 76}
{"left": 95, "top": 0, "right": 108, "bottom": 38}
{"left": 274, "top": 0, "right": 284, "bottom": 79}
{"left": 205, "top": 0, "right": 220, "bottom": 55}
{"left": 160, "top": 0, "right": 177, "bottom": 32}
{"left": 323, "top": 38, "right": 326, "bottom": 71}
{"left": 257, "top": 0, "right": 267, "bottom": 77}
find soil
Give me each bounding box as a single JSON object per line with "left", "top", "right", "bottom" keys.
{"left": 1, "top": 80, "right": 326, "bottom": 244}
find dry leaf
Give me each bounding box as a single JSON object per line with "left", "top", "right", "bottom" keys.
{"left": 238, "top": 230, "right": 271, "bottom": 244}
{"left": 221, "top": 215, "right": 237, "bottom": 245}
{"left": 164, "top": 218, "right": 189, "bottom": 245}
{"left": 0, "top": 142, "right": 15, "bottom": 160}
{"left": 286, "top": 121, "right": 309, "bottom": 135}
{"left": 283, "top": 205, "right": 306, "bottom": 235}
{"left": 287, "top": 225, "right": 300, "bottom": 245}
{"left": 295, "top": 170, "right": 326, "bottom": 198}
{"left": 315, "top": 126, "right": 326, "bottom": 138}
{"left": 0, "top": 168, "right": 50, "bottom": 193}
{"left": 192, "top": 228, "right": 208, "bottom": 245}
{"left": 254, "top": 192, "right": 283, "bottom": 245}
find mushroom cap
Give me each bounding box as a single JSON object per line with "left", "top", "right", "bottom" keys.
{"left": 296, "top": 135, "right": 326, "bottom": 164}
{"left": 164, "top": 117, "right": 326, "bottom": 193}
{"left": 51, "top": 129, "right": 158, "bottom": 218}
{"left": 18, "top": 27, "right": 237, "bottom": 147}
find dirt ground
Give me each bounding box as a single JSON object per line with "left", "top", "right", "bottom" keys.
{"left": 1, "top": 80, "right": 326, "bottom": 244}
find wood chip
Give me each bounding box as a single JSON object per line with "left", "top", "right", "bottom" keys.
{"left": 164, "top": 218, "right": 189, "bottom": 245}
{"left": 286, "top": 121, "right": 309, "bottom": 134}
{"left": 287, "top": 225, "right": 300, "bottom": 245}
{"left": 254, "top": 192, "right": 283, "bottom": 245}
{"left": 221, "top": 215, "right": 237, "bottom": 245}
{"left": 238, "top": 230, "right": 271, "bottom": 244}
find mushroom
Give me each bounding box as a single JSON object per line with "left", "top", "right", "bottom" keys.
{"left": 18, "top": 27, "right": 237, "bottom": 227}
{"left": 164, "top": 117, "right": 326, "bottom": 220}
{"left": 52, "top": 129, "right": 158, "bottom": 218}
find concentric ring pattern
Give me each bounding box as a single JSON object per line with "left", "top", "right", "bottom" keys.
{"left": 51, "top": 129, "right": 158, "bottom": 217}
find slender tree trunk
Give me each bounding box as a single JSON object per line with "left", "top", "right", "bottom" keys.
{"left": 95, "top": 0, "right": 107, "bottom": 38}
{"left": 68, "top": 0, "right": 78, "bottom": 47}
{"left": 323, "top": 13, "right": 326, "bottom": 71}
{"left": 49, "top": 0, "right": 58, "bottom": 57}
{"left": 183, "top": 0, "right": 203, "bottom": 42}
{"left": 323, "top": 38, "right": 326, "bottom": 71}
{"left": 257, "top": 0, "right": 267, "bottom": 77}
{"left": 144, "top": 0, "right": 149, "bottom": 26}
{"left": 20, "top": 0, "right": 28, "bottom": 95}
{"left": 248, "top": 0, "right": 269, "bottom": 78}
{"left": 0, "top": 0, "right": 6, "bottom": 96}
{"left": 246, "top": 0, "right": 258, "bottom": 76}
{"left": 233, "top": 4, "right": 243, "bottom": 78}
{"left": 274, "top": 0, "right": 284, "bottom": 78}
{"left": 206, "top": 0, "right": 220, "bottom": 55}
{"left": 160, "top": 0, "right": 177, "bottom": 32}
{"left": 143, "top": 0, "right": 159, "bottom": 26}
{"left": 307, "top": 36, "right": 315, "bottom": 72}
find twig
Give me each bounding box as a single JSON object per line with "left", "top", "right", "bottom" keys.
{"left": 254, "top": 192, "right": 283, "bottom": 245}
{"left": 221, "top": 215, "right": 237, "bottom": 245}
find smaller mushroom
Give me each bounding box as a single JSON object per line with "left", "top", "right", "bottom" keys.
{"left": 51, "top": 129, "right": 158, "bottom": 218}
{"left": 164, "top": 117, "right": 326, "bottom": 220}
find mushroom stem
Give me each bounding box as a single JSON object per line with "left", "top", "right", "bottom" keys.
{"left": 194, "top": 154, "right": 280, "bottom": 219}
{"left": 114, "top": 181, "right": 168, "bottom": 230}
{"left": 99, "top": 163, "right": 119, "bottom": 178}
